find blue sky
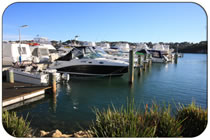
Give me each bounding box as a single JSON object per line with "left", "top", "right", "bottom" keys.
{"left": 3, "top": 2, "right": 207, "bottom": 43}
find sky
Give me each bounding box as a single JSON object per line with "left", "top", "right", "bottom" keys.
{"left": 2, "top": 2, "right": 207, "bottom": 43}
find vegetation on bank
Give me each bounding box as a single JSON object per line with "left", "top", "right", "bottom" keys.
{"left": 2, "top": 111, "right": 32, "bottom": 137}
{"left": 89, "top": 101, "right": 207, "bottom": 137}
{"left": 2, "top": 101, "right": 207, "bottom": 137}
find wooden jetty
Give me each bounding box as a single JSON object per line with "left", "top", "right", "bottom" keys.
{"left": 2, "top": 82, "right": 51, "bottom": 108}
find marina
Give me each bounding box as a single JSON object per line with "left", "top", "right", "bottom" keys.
{"left": 3, "top": 53, "right": 207, "bottom": 134}
{"left": 2, "top": 2, "right": 207, "bottom": 137}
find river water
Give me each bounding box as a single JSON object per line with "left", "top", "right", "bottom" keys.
{"left": 12, "top": 53, "right": 207, "bottom": 133}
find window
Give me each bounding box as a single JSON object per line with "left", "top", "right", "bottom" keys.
{"left": 21, "top": 47, "right": 27, "bottom": 54}
{"left": 32, "top": 48, "right": 38, "bottom": 56}
{"left": 18, "top": 47, "right": 27, "bottom": 55}
{"left": 39, "top": 48, "right": 49, "bottom": 56}
{"left": 49, "top": 49, "right": 57, "bottom": 53}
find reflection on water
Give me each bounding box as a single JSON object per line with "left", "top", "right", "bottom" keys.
{"left": 11, "top": 54, "right": 207, "bottom": 134}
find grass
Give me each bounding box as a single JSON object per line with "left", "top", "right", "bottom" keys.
{"left": 2, "top": 101, "right": 207, "bottom": 138}
{"left": 2, "top": 110, "right": 32, "bottom": 137}
{"left": 89, "top": 101, "right": 207, "bottom": 137}
{"left": 176, "top": 101, "right": 207, "bottom": 137}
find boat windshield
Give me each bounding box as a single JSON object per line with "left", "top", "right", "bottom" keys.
{"left": 72, "top": 47, "right": 103, "bottom": 59}
{"left": 40, "top": 48, "right": 49, "bottom": 56}
{"left": 95, "top": 48, "right": 107, "bottom": 55}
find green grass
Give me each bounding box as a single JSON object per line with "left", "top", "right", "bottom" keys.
{"left": 2, "top": 110, "right": 32, "bottom": 137}
{"left": 176, "top": 101, "right": 207, "bottom": 137}
{"left": 90, "top": 101, "right": 207, "bottom": 137}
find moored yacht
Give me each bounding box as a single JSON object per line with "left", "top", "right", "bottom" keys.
{"left": 49, "top": 46, "right": 128, "bottom": 77}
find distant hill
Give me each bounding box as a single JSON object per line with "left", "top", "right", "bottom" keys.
{"left": 168, "top": 41, "right": 207, "bottom": 54}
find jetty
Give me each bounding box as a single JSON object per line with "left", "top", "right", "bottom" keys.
{"left": 2, "top": 82, "right": 51, "bottom": 110}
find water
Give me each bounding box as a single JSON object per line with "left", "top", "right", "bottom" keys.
{"left": 12, "top": 54, "right": 207, "bottom": 133}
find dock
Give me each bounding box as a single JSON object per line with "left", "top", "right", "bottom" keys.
{"left": 2, "top": 82, "right": 51, "bottom": 109}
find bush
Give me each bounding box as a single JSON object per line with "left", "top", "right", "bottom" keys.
{"left": 2, "top": 110, "right": 32, "bottom": 137}
{"left": 144, "top": 103, "right": 183, "bottom": 137}
{"left": 90, "top": 104, "right": 156, "bottom": 137}
{"left": 90, "top": 102, "right": 183, "bottom": 137}
{"left": 176, "top": 102, "right": 207, "bottom": 137}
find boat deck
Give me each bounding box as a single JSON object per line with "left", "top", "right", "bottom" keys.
{"left": 2, "top": 82, "right": 51, "bottom": 107}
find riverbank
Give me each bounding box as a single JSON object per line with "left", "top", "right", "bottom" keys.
{"left": 3, "top": 101, "right": 207, "bottom": 137}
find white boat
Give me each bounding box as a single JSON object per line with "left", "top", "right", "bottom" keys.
{"left": 152, "top": 44, "right": 174, "bottom": 62}
{"left": 3, "top": 42, "right": 32, "bottom": 66}
{"left": 49, "top": 46, "right": 128, "bottom": 77}
{"left": 30, "top": 37, "right": 59, "bottom": 63}
{"left": 94, "top": 47, "right": 138, "bottom": 64}
{"left": 11, "top": 66, "right": 61, "bottom": 85}
{"left": 111, "top": 43, "right": 130, "bottom": 53}
{"left": 135, "top": 44, "right": 169, "bottom": 63}
{"left": 12, "top": 67, "right": 49, "bottom": 85}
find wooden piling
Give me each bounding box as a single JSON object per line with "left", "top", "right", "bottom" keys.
{"left": 148, "top": 54, "right": 152, "bottom": 67}
{"left": 8, "top": 69, "right": 14, "bottom": 83}
{"left": 174, "top": 53, "right": 178, "bottom": 63}
{"left": 49, "top": 73, "right": 57, "bottom": 101}
{"left": 137, "top": 55, "right": 142, "bottom": 76}
{"left": 129, "top": 50, "right": 134, "bottom": 84}
{"left": 143, "top": 54, "right": 147, "bottom": 71}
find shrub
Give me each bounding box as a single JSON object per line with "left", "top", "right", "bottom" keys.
{"left": 176, "top": 102, "right": 207, "bottom": 137}
{"left": 90, "top": 102, "right": 183, "bottom": 137}
{"left": 144, "top": 103, "right": 183, "bottom": 137}
{"left": 2, "top": 110, "right": 32, "bottom": 137}
{"left": 90, "top": 103, "right": 156, "bottom": 137}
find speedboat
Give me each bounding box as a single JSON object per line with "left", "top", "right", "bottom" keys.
{"left": 135, "top": 43, "right": 169, "bottom": 63}
{"left": 49, "top": 46, "right": 128, "bottom": 77}
{"left": 94, "top": 47, "right": 129, "bottom": 63}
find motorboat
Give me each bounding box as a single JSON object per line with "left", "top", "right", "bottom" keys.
{"left": 49, "top": 46, "right": 128, "bottom": 77}
{"left": 152, "top": 44, "right": 174, "bottom": 62}
{"left": 29, "top": 37, "right": 59, "bottom": 63}
{"left": 135, "top": 44, "right": 169, "bottom": 63}
{"left": 111, "top": 43, "right": 130, "bottom": 53}
{"left": 30, "top": 44, "right": 50, "bottom": 63}
{"left": 12, "top": 67, "right": 49, "bottom": 85}
{"left": 11, "top": 64, "right": 61, "bottom": 85}
{"left": 94, "top": 47, "right": 129, "bottom": 63}
{"left": 3, "top": 42, "right": 32, "bottom": 66}
{"left": 93, "top": 47, "right": 138, "bottom": 65}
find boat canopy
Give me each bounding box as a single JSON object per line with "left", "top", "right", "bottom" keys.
{"left": 57, "top": 46, "right": 102, "bottom": 61}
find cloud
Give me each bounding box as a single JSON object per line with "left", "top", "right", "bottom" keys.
{"left": 3, "top": 34, "right": 33, "bottom": 41}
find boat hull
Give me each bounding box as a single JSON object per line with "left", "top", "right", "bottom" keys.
{"left": 56, "top": 65, "right": 128, "bottom": 77}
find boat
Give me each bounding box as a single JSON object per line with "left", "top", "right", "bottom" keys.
{"left": 152, "top": 44, "right": 174, "bottom": 62}
{"left": 3, "top": 42, "right": 32, "bottom": 66}
{"left": 111, "top": 42, "right": 130, "bottom": 53}
{"left": 12, "top": 67, "right": 49, "bottom": 85}
{"left": 29, "top": 37, "right": 59, "bottom": 63}
{"left": 93, "top": 47, "right": 138, "bottom": 64}
{"left": 11, "top": 64, "right": 61, "bottom": 85}
{"left": 49, "top": 46, "right": 128, "bottom": 77}
{"left": 135, "top": 43, "right": 169, "bottom": 63}
{"left": 93, "top": 47, "right": 129, "bottom": 62}
{"left": 30, "top": 44, "right": 51, "bottom": 63}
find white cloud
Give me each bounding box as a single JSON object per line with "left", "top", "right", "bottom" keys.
{"left": 3, "top": 34, "right": 33, "bottom": 41}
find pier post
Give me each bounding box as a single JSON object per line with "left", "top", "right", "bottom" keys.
{"left": 129, "top": 50, "right": 134, "bottom": 84}
{"left": 148, "top": 54, "right": 152, "bottom": 67}
{"left": 49, "top": 73, "right": 57, "bottom": 101}
{"left": 174, "top": 53, "right": 178, "bottom": 64}
{"left": 143, "top": 54, "right": 147, "bottom": 71}
{"left": 8, "top": 69, "right": 14, "bottom": 83}
{"left": 137, "top": 55, "right": 142, "bottom": 76}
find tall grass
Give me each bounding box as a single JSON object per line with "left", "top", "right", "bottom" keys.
{"left": 176, "top": 102, "right": 207, "bottom": 137}
{"left": 90, "top": 101, "right": 207, "bottom": 137}
{"left": 2, "top": 110, "right": 32, "bottom": 137}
